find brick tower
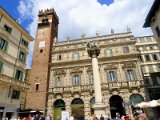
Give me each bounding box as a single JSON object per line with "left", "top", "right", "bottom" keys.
{"left": 25, "top": 8, "right": 59, "bottom": 111}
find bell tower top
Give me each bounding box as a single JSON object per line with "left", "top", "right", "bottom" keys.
{"left": 38, "top": 8, "right": 59, "bottom": 22}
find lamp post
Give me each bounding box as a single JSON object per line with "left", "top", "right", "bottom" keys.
{"left": 86, "top": 41, "right": 106, "bottom": 117}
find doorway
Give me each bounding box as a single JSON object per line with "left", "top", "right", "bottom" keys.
{"left": 71, "top": 98, "right": 84, "bottom": 120}
{"left": 109, "top": 95, "right": 125, "bottom": 118}
{"left": 53, "top": 99, "right": 65, "bottom": 120}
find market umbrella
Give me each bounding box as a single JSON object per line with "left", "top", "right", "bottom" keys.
{"left": 148, "top": 100, "right": 160, "bottom": 107}
{"left": 134, "top": 102, "right": 149, "bottom": 108}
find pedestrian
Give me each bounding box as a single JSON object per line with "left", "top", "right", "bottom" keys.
{"left": 120, "top": 115, "right": 125, "bottom": 120}
{"left": 100, "top": 114, "right": 104, "bottom": 120}
{"left": 106, "top": 113, "right": 112, "bottom": 120}
{"left": 115, "top": 113, "right": 120, "bottom": 120}
{"left": 125, "top": 114, "right": 130, "bottom": 120}
{"left": 39, "top": 115, "right": 45, "bottom": 120}
{"left": 45, "top": 115, "right": 51, "bottom": 120}
{"left": 69, "top": 114, "right": 74, "bottom": 120}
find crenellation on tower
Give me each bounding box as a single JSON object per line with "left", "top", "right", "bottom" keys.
{"left": 38, "top": 8, "right": 59, "bottom": 23}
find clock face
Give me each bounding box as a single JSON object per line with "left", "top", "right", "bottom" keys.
{"left": 39, "top": 28, "right": 47, "bottom": 38}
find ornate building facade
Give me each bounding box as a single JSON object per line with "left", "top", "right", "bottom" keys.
{"left": 0, "top": 7, "right": 33, "bottom": 119}
{"left": 47, "top": 31, "right": 151, "bottom": 119}
{"left": 135, "top": 36, "right": 160, "bottom": 118}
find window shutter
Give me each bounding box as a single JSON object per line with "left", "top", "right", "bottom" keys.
{"left": 8, "top": 27, "right": 12, "bottom": 33}
{"left": 24, "top": 53, "right": 26, "bottom": 62}
{"left": 72, "top": 76, "right": 74, "bottom": 86}
{"left": 133, "top": 70, "right": 137, "bottom": 80}
{"left": 0, "top": 61, "right": 3, "bottom": 73}
{"left": 3, "top": 41, "right": 8, "bottom": 51}
{"left": 114, "top": 71, "right": 117, "bottom": 81}
{"left": 125, "top": 70, "right": 129, "bottom": 80}
{"left": 107, "top": 72, "right": 111, "bottom": 82}
{"left": 20, "top": 72, "right": 23, "bottom": 81}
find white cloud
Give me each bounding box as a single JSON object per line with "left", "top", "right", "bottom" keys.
{"left": 17, "top": 0, "right": 154, "bottom": 67}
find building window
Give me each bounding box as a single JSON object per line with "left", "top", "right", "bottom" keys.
{"left": 126, "top": 69, "right": 136, "bottom": 80}
{"left": 0, "top": 61, "right": 3, "bottom": 73}
{"left": 72, "top": 74, "right": 81, "bottom": 86}
{"left": 11, "top": 90, "right": 20, "bottom": 99}
{"left": 19, "top": 51, "right": 26, "bottom": 62}
{"left": 4, "top": 24, "right": 12, "bottom": 33}
{"left": 155, "top": 26, "right": 160, "bottom": 37}
{"left": 138, "top": 56, "right": 143, "bottom": 62}
{"left": 89, "top": 73, "right": 94, "bottom": 84}
{"left": 35, "top": 83, "right": 39, "bottom": 91}
{"left": 107, "top": 71, "right": 117, "bottom": 82}
{"left": 55, "top": 77, "right": 61, "bottom": 87}
{"left": 145, "top": 54, "right": 150, "bottom": 61}
{"left": 72, "top": 52, "right": 79, "bottom": 60}
{"left": 123, "top": 46, "right": 129, "bottom": 53}
{"left": 153, "top": 54, "right": 158, "bottom": 61}
{"left": 21, "top": 38, "right": 28, "bottom": 47}
{"left": 0, "top": 38, "right": 8, "bottom": 51}
{"left": 15, "top": 70, "right": 23, "bottom": 80}
{"left": 57, "top": 54, "right": 62, "bottom": 60}
{"left": 105, "top": 49, "right": 113, "bottom": 57}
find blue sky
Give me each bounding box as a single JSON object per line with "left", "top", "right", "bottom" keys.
{"left": 0, "top": 0, "right": 114, "bottom": 33}
{"left": 0, "top": 0, "right": 32, "bottom": 32}
{"left": 0, "top": 0, "right": 154, "bottom": 67}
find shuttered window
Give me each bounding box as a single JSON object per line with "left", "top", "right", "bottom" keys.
{"left": 108, "top": 71, "right": 117, "bottom": 82}
{"left": 4, "top": 24, "right": 12, "bottom": 33}
{"left": 15, "top": 70, "right": 23, "bottom": 81}
{"left": 19, "top": 51, "right": 26, "bottom": 62}
{"left": 105, "top": 49, "right": 113, "bottom": 57}
{"left": 0, "top": 38, "right": 8, "bottom": 52}
{"left": 0, "top": 61, "right": 3, "bottom": 73}
{"left": 72, "top": 74, "right": 81, "bottom": 86}
{"left": 126, "top": 69, "right": 137, "bottom": 80}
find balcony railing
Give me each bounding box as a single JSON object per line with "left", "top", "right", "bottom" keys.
{"left": 0, "top": 74, "right": 30, "bottom": 89}
{"left": 49, "top": 80, "right": 144, "bottom": 94}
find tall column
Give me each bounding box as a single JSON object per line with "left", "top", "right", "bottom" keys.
{"left": 86, "top": 41, "right": 105, "bottom": 118}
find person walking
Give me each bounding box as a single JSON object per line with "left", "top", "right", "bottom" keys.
{"left": 100, "top": 114, "right": 104, "bottom": 120}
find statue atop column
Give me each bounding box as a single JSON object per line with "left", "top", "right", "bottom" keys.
{"left": 86, "top": 41, "right": 100, "bottom": 58}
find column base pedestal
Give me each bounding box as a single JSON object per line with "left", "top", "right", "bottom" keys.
{"left": 93, "top": 103, "right": 106, "bottom": 118}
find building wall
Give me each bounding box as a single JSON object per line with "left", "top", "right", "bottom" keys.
{"left": 0, "top": 7, "right": 33, "bottom": 119}
{"left": 47, "top": 32, "right": 150, "bottom": 119}
{"left": 135, "top": 36, "right": 160, "bottom": 76}
{"left": 150, "top": 6, "right": 160, "bottom": 48}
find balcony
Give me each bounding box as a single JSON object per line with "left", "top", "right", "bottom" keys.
{"left": 16, "top": 60, "right": 26, "bottom": 69}
{"left": 49, "top": 80, "right": 144, "bottom": 94}
{"left": 0, "top": 74, "right": 30, "bottom": 89}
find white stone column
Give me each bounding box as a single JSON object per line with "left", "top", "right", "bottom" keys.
{"left": 86, "top": 41, "right": 105, "bottom": 118}
{"left": 92, "top": 57, "right": 102, "bottom": 103}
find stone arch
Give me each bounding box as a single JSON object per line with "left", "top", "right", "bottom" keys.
{"left": 109, "top": 95, "right": 125, "bottom": 118}
{"left": 130, "top": 94, "right": 144, "bottom": 114}
{"left": 130, "top": 94, "right": 144, "bottom": 103}
{"left": 71, "top": 98, "right": 84, "bottom": 119}
{"left": 53, "top": 99, "right": 65, "bottom": 120}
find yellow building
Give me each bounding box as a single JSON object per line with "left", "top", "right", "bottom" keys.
{"left": 0, "top": 7, "right": 33, "bottom": 119}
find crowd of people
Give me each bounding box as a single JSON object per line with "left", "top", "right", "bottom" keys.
{"left": 87, "top": 113, "right": 129, "bottom": 120}
{"left": 4, "top": 114, "right": 52, "bottom": 120}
